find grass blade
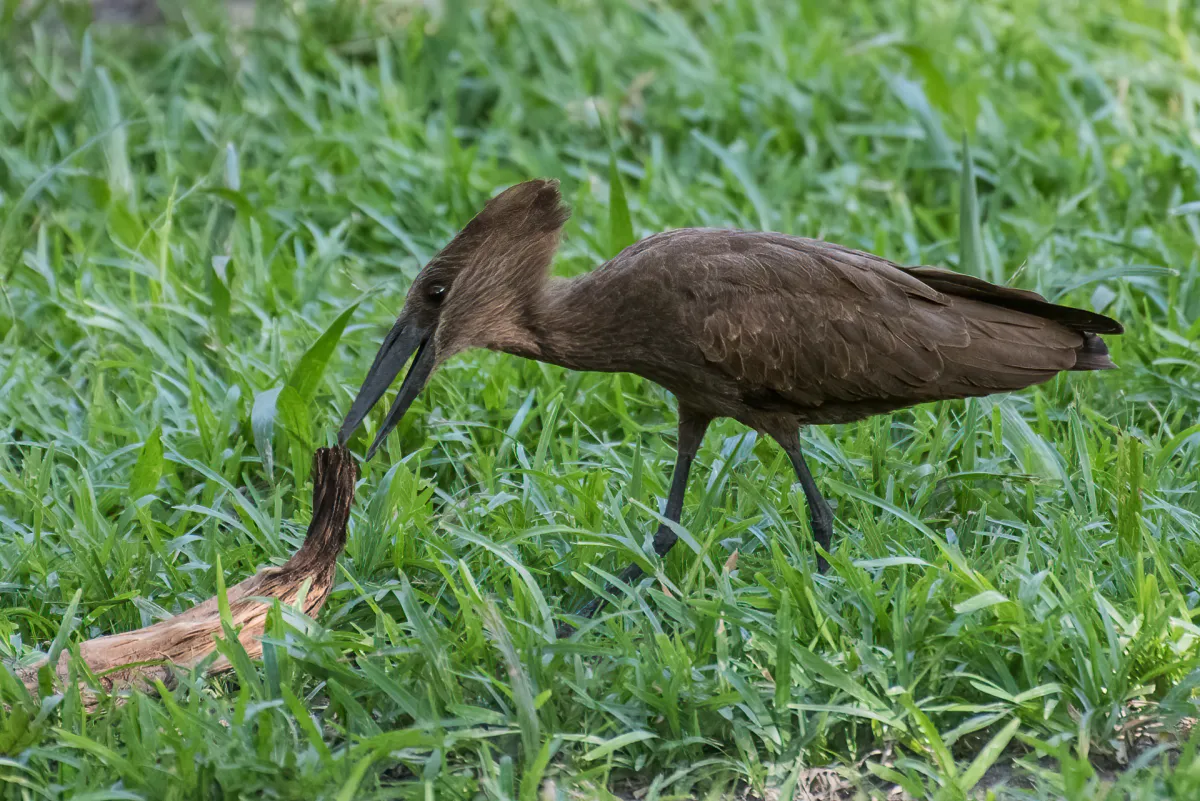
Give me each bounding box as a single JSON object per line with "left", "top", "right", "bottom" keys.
{"left": 960, "top": 717, "right": 1021, "bottom": 791}
{"left": 607, "top": 153, "right": 634, "bottom": 257}
{"left": 959, "top": 135, "right": 985, "bottom": 278}
{"left": 287, "top": 302, "right": 360, "bottom": 403}
{"left": 127, "top": 426, "right": 163, "bottom": 500}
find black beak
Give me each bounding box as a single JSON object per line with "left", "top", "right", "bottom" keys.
{"left": 338, "top": 319, "right": 437, "bottom": 460}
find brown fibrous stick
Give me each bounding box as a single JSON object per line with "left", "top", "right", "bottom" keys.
{"left": 15, "top": 446, "right": 358, "bottom": 700}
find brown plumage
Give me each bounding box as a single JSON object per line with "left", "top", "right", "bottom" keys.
{"left": 338, "top": 179, "right": 1122, "bottom": 632}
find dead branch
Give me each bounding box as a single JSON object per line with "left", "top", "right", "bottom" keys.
{"left": 15, "top": 446, "right": 358, "bottom": 699}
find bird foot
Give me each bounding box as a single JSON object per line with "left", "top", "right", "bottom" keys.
{"left": 555, "top": 596, "right": 605, "bottom": 639}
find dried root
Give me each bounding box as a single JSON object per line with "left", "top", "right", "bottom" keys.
{"left": 15, "top": 446, "right": 358, "bottom": 700}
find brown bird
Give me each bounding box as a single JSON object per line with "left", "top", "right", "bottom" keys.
{"left": 338, "top": 178, "right": 1122, "bottom": 627}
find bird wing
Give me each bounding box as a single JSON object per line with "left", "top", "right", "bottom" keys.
{"left": 680, "top": 232, "right": 1086, "bottom": 410}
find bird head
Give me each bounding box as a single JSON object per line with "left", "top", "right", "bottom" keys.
{"left": 339, "top": 178, "right": 571, "bottom": 459}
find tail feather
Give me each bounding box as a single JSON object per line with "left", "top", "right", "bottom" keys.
{"left": 1071, "top": 333, "right": 1117, "bottom": 371}
{"left": 906, "top": 266, "right": 1124, "bottom": 335}
{"left": 905, "top": 265, "right": 1122, "bottom": 375}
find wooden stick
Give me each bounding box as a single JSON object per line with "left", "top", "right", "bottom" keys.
{"left": 17, "top": 446, "right": 358, "bottom": 699}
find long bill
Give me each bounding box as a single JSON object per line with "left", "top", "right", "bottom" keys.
{"left": 338, "top": 320, "right": 438, "bottom": 460}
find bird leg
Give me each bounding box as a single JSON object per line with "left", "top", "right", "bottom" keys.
{"left": 556, "top": 412, "right": 709, "bottom": 637}
{"left": 777, "top": 431, "right": 833, "bottom": 572}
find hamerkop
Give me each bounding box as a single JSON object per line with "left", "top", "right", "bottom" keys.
{"left": 338, "top": 178, "right": 1122, "bottom": 625}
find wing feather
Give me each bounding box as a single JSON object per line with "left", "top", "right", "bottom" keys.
{"left": 686, "top": 232, "right": 1094, "bottom": 412}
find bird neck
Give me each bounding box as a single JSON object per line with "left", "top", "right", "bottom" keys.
{"left": 498, "top": 275, "right": 611, "bottom": 372}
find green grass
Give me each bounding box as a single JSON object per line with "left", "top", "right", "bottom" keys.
{"left": 2, "top": 0, "right": 1200, "bottom": 797}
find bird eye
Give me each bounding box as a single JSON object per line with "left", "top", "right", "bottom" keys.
{"left": 427, "top": 283, "right": 447, "bottom": 303}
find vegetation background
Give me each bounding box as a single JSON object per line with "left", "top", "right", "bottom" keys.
{"left": 2, "top": 0, "right": 1200, "bottom": 797}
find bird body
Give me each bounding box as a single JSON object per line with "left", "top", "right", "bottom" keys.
{"left": 524, "top": 228, "right": 1118, "bottom": 433}
{"left": 339, "top": 179, "right": 1122, "bottom": 628}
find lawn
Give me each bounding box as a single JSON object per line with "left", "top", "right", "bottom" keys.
{"left": 2, "top": 0, "right": 1200, "bottom": 798}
